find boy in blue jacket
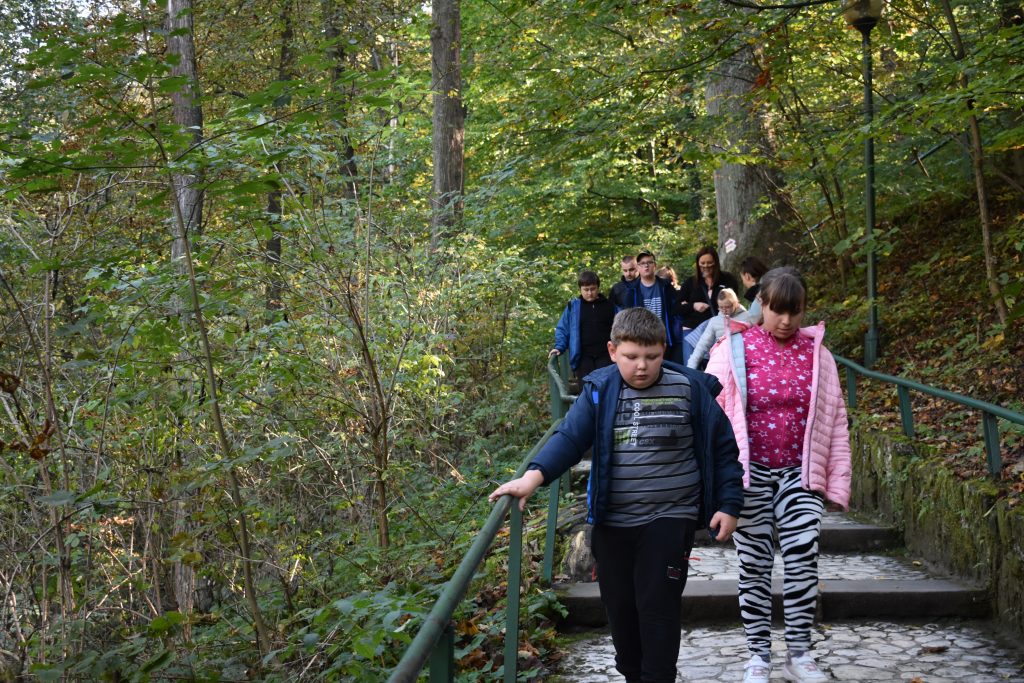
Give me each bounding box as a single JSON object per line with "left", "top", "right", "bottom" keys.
{"left": 550, "top": 270, "right": 616, "bottom": 386}
{"left": 490, "top": 308, "right": 744, "bottom": 683}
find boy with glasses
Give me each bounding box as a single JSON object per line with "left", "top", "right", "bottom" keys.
{"left": 623, "top": 251, "right": 682, "bottom": 362}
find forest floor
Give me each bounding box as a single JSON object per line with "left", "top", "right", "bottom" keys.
{"left": 810, "top": 184, "right": 1024, "bottom": 506}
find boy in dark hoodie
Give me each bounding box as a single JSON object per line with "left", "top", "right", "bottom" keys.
{"left": 550, "top": 270, "right": 616, "bottom": 383}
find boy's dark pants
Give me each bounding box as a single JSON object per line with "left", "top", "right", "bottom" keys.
{"left": 591, "top": 516, "right": 696, "bottom": 683}
{"left": 576, "top": 353, "right": 612, "bottom": 379}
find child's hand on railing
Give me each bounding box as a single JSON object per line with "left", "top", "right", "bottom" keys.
{"left": 488, "top": 470, "right": 545, "bottom": 511}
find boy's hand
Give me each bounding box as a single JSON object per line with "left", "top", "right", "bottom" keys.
{"left": 488, "top": 470, "right": 545, "bottom": 511}
{"left": 548, "top": 349, "right": 561, "bottom": 358}
{"left": 708, "top": 512, "right": 738, "bottom": 542}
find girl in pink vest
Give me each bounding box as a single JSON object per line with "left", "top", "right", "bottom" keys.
{"left": 705, "top": 267, "right": 851, "bottom": 683}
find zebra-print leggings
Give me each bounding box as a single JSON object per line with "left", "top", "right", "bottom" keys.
{"left": 734, "top": 462, "right": 825, "bottom": 660}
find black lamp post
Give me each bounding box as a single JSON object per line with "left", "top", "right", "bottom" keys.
{"left": 844, "top": 0, "right": 883, "bottom": 367}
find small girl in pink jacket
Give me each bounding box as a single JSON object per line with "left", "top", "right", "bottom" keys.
{"left": 705, "top": 267, "right": 851, "bottom": 683}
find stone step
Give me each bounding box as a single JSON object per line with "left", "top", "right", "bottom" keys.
{"left": 559, "top": 469, "right": 900, "bottom": 553}
{"left": 557, "top": 527, "right": 900, "bottom": 583}
{"left": 558, "top": 545, "right": 989, "bottom": 627}
{"left": 684, "top": 545, "right": 926, "bottom": 581}
{"left": 556, "top": 576, "right": 990, "bottom": 627}
{"left": 689, "top": 519, "right": 901, "bottom": 552}
{"left": 554, "top": 620, "right": 1024, "bottom": 682}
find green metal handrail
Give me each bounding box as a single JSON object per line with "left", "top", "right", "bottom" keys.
{"left": 835, "top": 355, "right": 1024, "bottom": 477}
{"left": 546, "top": 353, "right": 576, "bottom": 418}
{"left": 387, "top": 420, "right": 562, "bottom": 683}
{"left": 389, "top": 357, "right": 578, "bottom": 682}
{"left": 542, "top": 355, "right": 578, "bottom": 583}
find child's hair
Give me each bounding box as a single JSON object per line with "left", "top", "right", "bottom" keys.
{"left": 656, "top": 266, "right": 679, "bottom": 287}
{"left": 577, "top": 270, "right": 600, "bottom": 288}
{"left": 717, "top": 287, "right": 740, "bottom": 308}
{"left": 757, "top": 267, "right": 807, "bottom": 317}
{"left": 740, "top": 256, "right": 768, "bottom": 281}
{"left": 610, "top": 308, "right": 667, "bottom": 346}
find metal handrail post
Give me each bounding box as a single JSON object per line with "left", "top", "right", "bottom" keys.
{"left": 897, "top": 386, "right": 915, "bottom": 438}
{"left": 542, "top": 464, "right": 559, "bottom": 581}
{"left": 542, "top": 478, "right": 560, "bottom": 584}
{"left": 504, "top": 505, "right": 524, "bottom": 683}
{"left": 860, "top": 23, "right": 880, "bottom": 367}
{"left": 982, "top": 413, "right": 1002, "bottom": 477}
{"left": 542, "top": 356, "right": 576, "bottom": 584}
{"left": 845, "top": 366, "right": 857, "bottom": 411}
{"left": 428, "top": 623, "right": 454, "bottom": 683}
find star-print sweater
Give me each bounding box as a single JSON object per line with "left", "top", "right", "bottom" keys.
{"left": 744, "top": 324, "right": 812, "bottom": 468}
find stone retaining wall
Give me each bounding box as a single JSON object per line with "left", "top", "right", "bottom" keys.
{"left": 851, "top": 427, "right": 1024, "bottom": 636}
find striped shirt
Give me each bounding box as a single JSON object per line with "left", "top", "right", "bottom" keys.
{"left": 639, "top": 281, "right": 663, "bottom": 319}
{"left": 604, "top": 368, "right": 701, "bottom": 527}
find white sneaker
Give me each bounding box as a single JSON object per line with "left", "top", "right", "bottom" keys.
{"left": 782, "top": 652, "right": 828, "bottom": 682}
{"left": 743, "top": 655, "right": 772, "bottom": 683}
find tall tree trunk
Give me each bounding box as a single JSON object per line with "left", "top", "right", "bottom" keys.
{"left": 646, "top": 140, "right": 660, "bottom": 225}
{"left": 165, "top": 0, "right": 204, "bottom": 637}
{"left": 167, "top": 0, "right": 204, "bottom": 277}
{"left": 163, "top": 5, "right": 273, "bottom": 656}
{"left": 998, "top": 0, "right": 1024, "bottom": 187}
{"left": 939, "top": 0, "right": 1009, "bottom": 324}
{"left": 705, "top": 40, "right": 795, "bottom": 272}
{"left": 429, "top": 0, "right": 464, "bottom": 251}
{"left": 323, "top": 0, "right": 359, "bottom": 201}
{"left": 266, "top": 0, "right": 294, "bottom": 314}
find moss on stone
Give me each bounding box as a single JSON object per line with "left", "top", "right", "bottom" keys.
{"left": 852, "top": 426, "right": 1024, "bottom": 638}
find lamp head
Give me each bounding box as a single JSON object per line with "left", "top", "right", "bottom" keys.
{"left": 843, "top": 0, "right": 883, "bottom": 35}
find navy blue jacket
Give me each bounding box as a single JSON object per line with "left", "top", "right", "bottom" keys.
{"left": 528, "top": 361, "right": 745, "bottom": 530}
{"left": 621, "top": 277, "right": 680, "bottom": 347}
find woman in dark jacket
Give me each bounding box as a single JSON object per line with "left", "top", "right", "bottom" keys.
{"left": 676, "top": 247, "right": 740, "bottom": 362}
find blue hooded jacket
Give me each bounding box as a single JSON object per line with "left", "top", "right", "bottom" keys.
{"left": 553, "top": 298, "right": 582, "bottom": 371}
{"left": 528, "top": 361, "right": 745, "bottom": 529}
